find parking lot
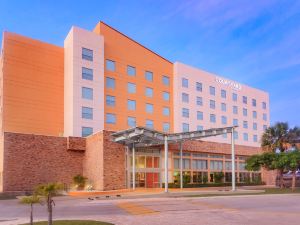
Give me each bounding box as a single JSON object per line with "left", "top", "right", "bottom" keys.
{"left": 0, "top": 194, "right": 300, "bottom": 225}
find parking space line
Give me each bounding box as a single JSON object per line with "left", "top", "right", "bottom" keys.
{"left": 116, "top": 202, "right": 159, "bottom": 215}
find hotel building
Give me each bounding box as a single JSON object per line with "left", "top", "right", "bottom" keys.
{"left": 0, "top": 22, "right": 271, "bottom": 192}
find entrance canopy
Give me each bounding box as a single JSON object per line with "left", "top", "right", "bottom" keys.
{"left": 111, "top": 126, "right": 237, "bottom": 147}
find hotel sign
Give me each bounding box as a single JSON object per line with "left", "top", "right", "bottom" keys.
{"left": 215, "top": 77, "right": 242, "bottom": 90}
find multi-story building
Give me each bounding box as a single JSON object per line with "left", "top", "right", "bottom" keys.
{"left": 0, "top": 22, "right": 271, "bottom": 192}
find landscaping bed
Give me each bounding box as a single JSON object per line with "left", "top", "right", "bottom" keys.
{"left": 20, "top": 220, "right": 114, "bottom": 225}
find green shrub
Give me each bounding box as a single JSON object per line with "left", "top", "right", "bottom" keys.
{"left": 73, "top": 175, "right": 87, "bottom": 190}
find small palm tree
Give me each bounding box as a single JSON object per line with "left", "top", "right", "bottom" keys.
{"left": 35, "top": 183, "right": 63, "bottom": 225}
{"left": 20, "top": 195, "right": 43, "bottom": 225}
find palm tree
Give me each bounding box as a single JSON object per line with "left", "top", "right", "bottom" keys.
{"left": 35, "top": 183, "right": 63, "bottom": 225}
{"left": 20, "top": 195, "right": 42, "bottom": 225}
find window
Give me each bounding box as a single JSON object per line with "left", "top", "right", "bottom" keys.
{"left": 106, "top": 95, "right": 115, "bottom": 106}
{"left": 243, "top": 108, "right": 247, "bottom": 116}
{"left": 82, "top": 127, "right": 93, "bottom": 137}
{"left": 210, "top": 160, "right": 223, "bottom": 171}
{"left": 145, "top": 87, "right": 153, "bottom": 97}
{"left": 221, "top": 89, "right": 226, "bottom": 98}
{"left": 221, "top": 103, "right": 226, "bottom": 112}
{"left": 146, "top": 119, "right": 154, "bottom": 129}
{"left": 106, "top": 113, "right": 116, "bottom": 124}
{"left": 196, "top": 82, "right": 202, "bottom": 92}
{"left": 196, "top": 97, "right": 203, "bottom": 106}
{"left": 182, "top": 108, "right": 189, "bottom": 118}
{"left": 127, "top": 82, "right": 136, "bottom": 93}
{"left": 163, "top": 122, "right": 170, "bottom": 132}
{"left": 209, "top": 86, "right": 215, "bottom": 96}
{"left": 243, "top": 96, "right": 247, "bottom": 104}
{"left": 243, "top": 121, "right": 248, "bottom": 129}
{"left": 163, "top": 107, "right": 170, "bottom": 116}
{"left": 243, "top": 133, "right": 248, "bottom": 141}
{"left": 82, "top": 67, "right": 93, "bottom": 81}
{"left": 252, "top": 99, "right": 257, "bottom": 107}
{"left": 210, "top": 114, "right": 216, "bottom": 123}
{"left": 197, "top": 111, "right": 203, "bottom": 120}
{"left": 127, "top": 65, "right": 136, "bottom": 76}
{"left": 233, "top": 119, "right": 238, "bottom": 126}
{"left": 197, "top": 125, "right": 203, "bottom": 131}
{"left": 106, "top": 77, "right": 115, "bottom": 89}
{"left": 163, "top": 92, "right": 170, "bottom": 101}
{"left": 182, "top": 123, "right": 189, "bottom": 132}
{"left": 253, "top": 135, "right": 258, "bottom": 142}
{"left": 222, "top": 133, "right": 227, "bottom": 138}
{"left": 106, "top": 59, "right": 115, "bottom": 71}
{"left": 82, "top": 107, "right": 93, "bottom": 119}
{"left": 263, "top": 125, "right": 267, "bottom": 130}
{"left": 82, "top": 48, "right": 93, "bottom": 61}
{"left": 234, "top": 131, "right": 238, "bottom": 140}
{"left": 146, "top": 103, "right": 153, "bottom": 113}
{"left": 232, "top": 93, "right": 237, "bottom": 101}
{"left": 145, "top": 71, "right": 153, "bottom": 81}
{"left": 82, "top": 87, "right": 93, "bottom": 100}
{"left": 127, "top": 117, "right": 136, "bottom": 127}
{"left": 127, "top": 100, "right": 136, "bottom": 110}
{"left": 182, "top": 93, "right": 189, "bottom": 103}
{"left": 263, "top": 113, "right": 267, "bottom": 121}
{"left": 182, "top": 78, "right": 188, "bottom": 87}
{"left": 222, "top": 116, "right": 227, "bottom": 125}
{"left": 210, "top": 100, "right": 215, "bottom": 109}
{"left": 193, "top": 160, "right": 207, "bottom": 170}
{"left": 163, "top": 76, "right": 170, "bottom": 86}
{"left": 253, "top": 123, "right": 257, "bottom": 130}
{"left": 253, "top": 111, "right": 257, "bottom": 119}
{"left": 233, "top": 106, "right": 238, "bottom": 114}
{"left": 262, "top": 102, "right": 267, "bottom": 109}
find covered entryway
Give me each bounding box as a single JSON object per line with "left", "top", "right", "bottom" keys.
{"left": 112, "top": 126, "right": 237, "bottom": 193}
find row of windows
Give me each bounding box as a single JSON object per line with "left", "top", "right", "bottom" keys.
{"left": 181, "top": 78, "right": 267, "bottom": 109}
{"left": 105, "top": 59, "right": 170, "bottom": 85}
{"left": 181, "top": 108, "right": 267, "bottom": 122}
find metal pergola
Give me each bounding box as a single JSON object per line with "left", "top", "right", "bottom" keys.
{"left": 112, "top": 126, "right": 237, "bottom": 192}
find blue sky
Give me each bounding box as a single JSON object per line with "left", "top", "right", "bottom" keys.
{"left": 1, "top": 0, "right": 299, "bottom": 127}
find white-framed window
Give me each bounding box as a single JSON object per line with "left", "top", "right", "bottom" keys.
{"left": 82, "top": 48, "right": 93, "bottom": 61}
{"left": 106, "top": 95, "right": 115, "bottom": 106}
{"left": 163, "top": 122, "right": 170, "bottom": 132}
{"left": 182, "top": 123, "right": 189, "bottom": 132}
{"left": 182, "top": 93, "right": 189, "bottom": 103}
{"left": 82, "top": 67, "right": 93, "bottom": 81}
{"left": 106, "top": 113, "right": 116, "bottom": 124}
{"left": 196, "top": 96, "right": 203, "bottom": 106}
{"left": 82, "top": 127, "right": 93, "bottom": 137}
{"left": 210, "top": 114, "right": 216, "bottom": 123}
{"left": 234, "top": 131, "right": 238, "bottom": 140}
{"left": 243, "top": 96, "right": 247, "bottom": 104}
{"left": 145, "top": 71, "right": 153, "bottom": 81}
{"left": 145, "top": 87, "right": 153, "bottom": 97}
{"left": 253, "top": 122, "right": 257, "bottom": 130}
{"left": 232, "top": 93, "right": 238, "bottom": 101}
{"left": 243, "top": 121, "right": 248, "bottom": 129}
{"left": 182, "top": 78, "right": 188, "bottom": 87}
{"left": 233, "top": 119, "right": 238, "bottom": 126}
{"left": 209, "top": 86, "right": 215, "bottom": 96}
{"left": 127, "top": 82, "right": 136, "bottom": 93}
{"left": 253, "top": 135, "right": 258, "bottom": 142}
{"left": 196, "top": 82, "right": 202, "bottom": 92}
{"left": 106, "top": 59, "right": 115, "bottom": 71}
{"left": 146, "top": 119, "right": 154, "bottom": 129}
{"left": 163, "top": 92, "right": 170, "bottom": 101}
{"left": 222, "top": 116, "right": 227, "bottom": 125}
{"left": 127, "top": 116, "right": 136, "bottom": 127}
{"left": 82, "top": 87, "right": 93, "bottom": 100}
{"left": 163, "top": 76, "right": 170, "bottom": 86}
{"left": 127, "top": 65, "right": 136, "bottom": 76}
{"left": 252, "top": 99, "right": 257, "bottom": 107}
{"left": 82, "top": 107, "right": 93, "bottom": 119}
{"left": 253, "top": 111, "right": 257, "bottom": 119}
{"left": 262, "top": 102, "right": 267, "bottom": 109}
{"left": 210, "top": 100, "right": 215, "bottom": 109}
{"left": 163, "top": 107, "right": 170, "bottom": 116}
{"left": 263, "top": 113, "right": 267, "bottom": 121}
{"left": 127, "top": 99, "right": 136, "bottom": 110}
{"left": 106, "top": 77, "right": 115, "bottom": 89}
{"left": 243, "top": 133, "right": 248, "bottom": 141}
{"left": 221, "top": 103, "right": 226, "bottom": 112}
{"left": 243, "top": 108, "right": 247, "bottom": 116}
{"left": 197, "top": 125, "right": 203, "bottom": 131}
{"left": 146, "top": 103, "right": 154, "bottom": 114}
{"left": 182, "top": 108, "right": 189, "bottom": 118}
{"left": 197, "top": 111, "right": 203, "bottom": 120}
{"left": 233, "top": 106, "right": 238, "bottom": 114}
{"left": 221, "top": 89, "right": 226, "bottom": 98}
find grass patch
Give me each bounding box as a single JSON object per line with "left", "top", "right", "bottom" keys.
{"left": 0, "top": 194, "right": 16, "bottom": 200}
{"left": 182, "top": 188, "right": 300, "bottom": 198}
{"left": 20, "top": 220, "right": 114, "bottom": 225}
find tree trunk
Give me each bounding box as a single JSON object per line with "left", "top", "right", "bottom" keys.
{"left": 48, "top": 196, "right": 53, "bottom": 225}
{"left": 30, "top": 203, "right": 33, "bottom": 225}
{"left": 292, "top": 171, "right": 296, "bottom": 191}
{"left": 279, "top": 170, "right": 284, "bottom": 188}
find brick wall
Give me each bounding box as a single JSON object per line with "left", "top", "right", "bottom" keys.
{"left": 2, "top": 132, "right": 84, "bottom": 192}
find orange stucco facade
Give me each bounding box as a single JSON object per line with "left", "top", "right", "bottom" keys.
{"left": 1, "top": 32, "right": 64, "bottom": 136}
{"left": 94, "top": 22, "right": 174, "bottom": 132}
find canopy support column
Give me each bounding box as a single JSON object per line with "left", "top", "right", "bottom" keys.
{"left": 164, "top": 135, "right": 168, "bottom": 193}
{"left": 180, "top": 142, "right": 183, "bottom": 189}
{"left": 231, "top": 127, "right": 236, "bottom": 191}
{"left": 132, "top": 143, "right": 136, "bottom": 190}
